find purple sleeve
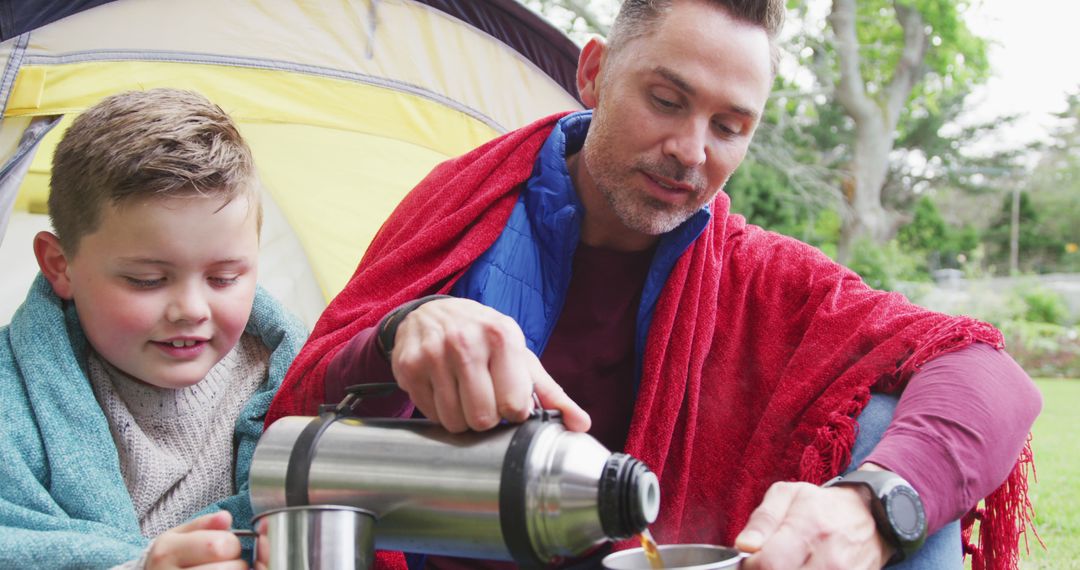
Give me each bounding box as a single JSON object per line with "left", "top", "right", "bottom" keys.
{"left": 324, "top": 324, "right": 415, "bottom": 418}
{"left": 864, "top": 342, "right": 1042, "bottom": 534}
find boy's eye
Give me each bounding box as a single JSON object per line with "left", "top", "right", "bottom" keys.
{"left": 124, "top": 276, "right": 164, "bottom": 288}
{"left": 209, "top": 275, "right": 240, "bottom": 287}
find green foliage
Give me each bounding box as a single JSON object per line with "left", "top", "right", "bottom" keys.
{"left": 816, "top": 0, "right": 990, "bottom": 121}
{"left": 727, "top": 159, "right": 798, "bottom": 232}
{"left": 1020, "top": 288, "right": 1071, "bottom": 326}
{"left": 997, "top": 321, "right": 1080, "bottom": 378}
{"left": 847, "top": 238, "right": 922, "bottom": 290}
{"left": 1018, "top": 89, "right": 1080, "bottom": 274}
{"left": 725, "top": 158, "right": 828, "bottom": 242}
{"left": 896, "top": 196, "right": 979, "bottom": 273}
{"left": 983, "top": 192, "right": 1067, "bottom": 274}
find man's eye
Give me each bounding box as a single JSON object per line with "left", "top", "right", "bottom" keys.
{"left": 713, "top": 120, "right": 741, "bottom": 137}
{"left": 652, "top": 95, "right": 680, "bottom": 110}
{"left": 124, "top": 276, "right": 164, "bottom": 288}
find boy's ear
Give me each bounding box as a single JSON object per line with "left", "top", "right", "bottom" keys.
{"left": 33, "top": 231, "right": 74, "bottom": 299}
{"left": 577, "top": 37, "right": 607, "bottom": 109}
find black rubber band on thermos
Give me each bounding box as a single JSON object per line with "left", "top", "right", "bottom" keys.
{"left": 498, "top": 417, "right": 549, "bottom": 569}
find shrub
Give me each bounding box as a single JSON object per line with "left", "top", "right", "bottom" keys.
{"left": 848, "top": 239, "right": 923, "bottom": 291}
{"left": 1020, "top": 287, "right": 1071, "bottom": 325}
{"left": 998, "top": 320, "right": 1080, "bottom": 378}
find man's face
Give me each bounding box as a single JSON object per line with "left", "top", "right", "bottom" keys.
{"left": 573, "top": 0, "right": 773, "bottom": 249}
{"left": 60, "top": 194, "right": 260, "bottom": 389}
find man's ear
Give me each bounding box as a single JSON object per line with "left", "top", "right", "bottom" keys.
{"left": 576, "top": 37, "right": 607, "bottom": 109}
{"left": 33, "top": 231, "right": 74, "bottom": 299}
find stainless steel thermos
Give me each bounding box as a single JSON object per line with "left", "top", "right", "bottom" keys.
{"left": 249, "top": 391, "right": 660, "bottom": 569}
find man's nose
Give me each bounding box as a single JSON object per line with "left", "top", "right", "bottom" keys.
{"left": 662, "top": 118, "right": 708, "bottom": 168}
{"left": 166, "top": 283, "right": 211, "bottom": 324}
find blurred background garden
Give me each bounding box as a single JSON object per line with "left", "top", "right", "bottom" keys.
{"left": 527, "top": 0, "right": 1080, "bottom": 377}
{"left": 525, "top": 0, "right": 1079, "bottom": 566}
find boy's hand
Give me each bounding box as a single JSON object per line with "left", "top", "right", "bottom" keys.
{"left": 145, "top": 511, "right": 246, "bottom": 570}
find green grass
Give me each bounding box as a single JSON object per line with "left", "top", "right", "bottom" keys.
{"left": 1020, "top": 379, "right": 1080, "bottom": 569}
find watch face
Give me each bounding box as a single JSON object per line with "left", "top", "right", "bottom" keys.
{"left": 885, "top": 486, "right": 926, "bottom": 542}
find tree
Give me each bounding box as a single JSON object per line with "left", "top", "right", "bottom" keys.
{"left": 521, "top": 0, "right": 618, "bottom": 41}
{"left": 1019, "top": 88, "right": 1080, "bottom": 273}
{"left": 796, "top": 0, "right": 990, "bottom": 262}
{"left": 984, "top": 191, "right": 1062, "bottom": 274}
{"left": 896, "top": 195, "right": 978, "bottom": 273}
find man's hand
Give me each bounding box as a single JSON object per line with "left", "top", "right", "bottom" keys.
{"left": 389, "top": 297, "right": 591, "bottom": 433}
{"left": 734, "top": 476, "right": 894, "bottom": 569}
{"left": 145, "top": 511, "right": 245, "bottom": 570}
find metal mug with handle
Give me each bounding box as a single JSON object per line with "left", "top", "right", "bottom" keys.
{"left": 602, "top": 544, "right": 749, "bottom": 570}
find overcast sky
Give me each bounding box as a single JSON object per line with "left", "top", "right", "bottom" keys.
{"left": 962, "top": 0, "right": 1080, "bottom": 150}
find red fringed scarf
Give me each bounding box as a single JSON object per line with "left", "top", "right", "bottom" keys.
{"left": 267, "top": 113, "right": 1034, "bottom": 569}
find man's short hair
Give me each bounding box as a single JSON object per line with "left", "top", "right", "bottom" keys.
{"left": 49, "top": 88, "right": 258, "bottom": 254}
{"left": 607, "top": 0, "right": 786, "bottom": 74}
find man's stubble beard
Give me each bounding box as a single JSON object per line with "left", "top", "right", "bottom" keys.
{"left": 585, "top": 149, "right": 710, "bottom": 237}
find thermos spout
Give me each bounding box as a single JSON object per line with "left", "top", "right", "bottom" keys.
{"left": 599, "top": 453, "right": 661, "bottom": 539}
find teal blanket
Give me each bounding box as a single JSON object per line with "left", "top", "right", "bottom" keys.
{"left": 0, "top": 274, "right": 306, "bottom": 568}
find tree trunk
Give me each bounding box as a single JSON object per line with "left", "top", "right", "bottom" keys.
{"left": 837, "top": 110, "right": 894, "bottom": 261}
{"left": 828, "top": 0, "right": 929, "bottom": 263}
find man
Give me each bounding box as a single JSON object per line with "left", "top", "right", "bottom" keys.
{"left": 267, "top": 1, "right": 1040, "bottom": 568}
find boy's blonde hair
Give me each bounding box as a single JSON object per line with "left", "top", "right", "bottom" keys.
{"left": 49, "top": 88, "right": 259, "bottom": 255}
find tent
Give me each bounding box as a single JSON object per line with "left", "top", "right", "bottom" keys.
{"left": 0, "top": 0, "right": 583, "bottom": 327}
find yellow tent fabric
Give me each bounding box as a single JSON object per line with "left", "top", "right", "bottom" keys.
{"left": 0, "top": 0, "right": 582, "bottom": 326}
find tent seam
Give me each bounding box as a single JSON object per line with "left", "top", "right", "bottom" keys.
{"left": 22, "top": 50, "right": 507, "bottom": 133}
{"left": 0, "top": 32, "right": 30, "bottom": 115}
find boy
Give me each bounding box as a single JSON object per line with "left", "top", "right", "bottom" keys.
{"left": 0, "top": 89, "right": 306, "bottom": 569}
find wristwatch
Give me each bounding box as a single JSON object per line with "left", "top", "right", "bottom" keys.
{"left": 823, "top": 469, "right": 927, "bottom": 565}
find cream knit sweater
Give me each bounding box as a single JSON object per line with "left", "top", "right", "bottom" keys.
{"left": 88, "top": 333, "right": 270, "bottom": 538}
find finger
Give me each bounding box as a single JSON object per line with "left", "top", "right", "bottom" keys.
{"left": 185, "top": 561, "right": 249, "bottom": 570}
{"left": 391, "top": 321, "right": 443, "bottom": 426}
{"left": 485, "top": 320, "right": 534, "bottom": 425}
{"left": 423, "top": 325, "right": 467, "bottom": 433}
{"left": 429, "top": 368, "right": 466, "bottom": 432}
{"left": 735, "top": 482, "right": 800, "bottom": 552}
{"left": 530, "top": 355, "right": 591, "bottom": 432}
{"left": 168, "top": 511, "right": 232, "bottom": 534}
{"left": 151, "top": 531, "right": 241, "bottom": 568}
{"left": 741, "top": 522, "right": 812, "bottom": 570}
{"left": 446, "top": 324, "right": 500, "bottom": 431}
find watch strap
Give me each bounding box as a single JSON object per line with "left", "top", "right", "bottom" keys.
{"left": 376, "top": 295, "right": 453, "bottom": 359}
{"left": 823, "top": 470, "right": 926, "bottom": 565}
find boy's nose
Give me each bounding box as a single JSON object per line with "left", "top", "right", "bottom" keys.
{"left": 166, "top": 286, "right": 211, "bottom": 324}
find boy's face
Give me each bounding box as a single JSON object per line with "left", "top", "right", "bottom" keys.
{"left": 60, "top": 194, "right": 260, "bottom": 389}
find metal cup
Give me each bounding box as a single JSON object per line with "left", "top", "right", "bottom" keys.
{"left": 601, "top": 544, "right": 748, "bottom": 570}
{"left": 253, "top": 505, "right": 376, "bottom": 570}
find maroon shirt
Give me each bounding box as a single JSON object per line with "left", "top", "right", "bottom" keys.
{"left": 325, "top": 244, "right": 1041, "bottom": 567}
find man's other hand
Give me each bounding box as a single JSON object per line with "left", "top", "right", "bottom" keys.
{"left": 389, "top": 298, "right": 591, "bottom": 433}
{"left": 734, "top": 479, "right": 893, "bottom": 569}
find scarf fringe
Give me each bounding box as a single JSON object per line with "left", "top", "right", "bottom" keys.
{"left": 962, "top": 436, "right": 1040, "bottom": 570}
{"left": 798, "top": 388, "right": 871, "bottom": 484}
{"left": 799, "top": 317, "right": 1031, "bottom": 570}
{"left": 893, "top": 318, "right": 1004, "bottom": 388}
